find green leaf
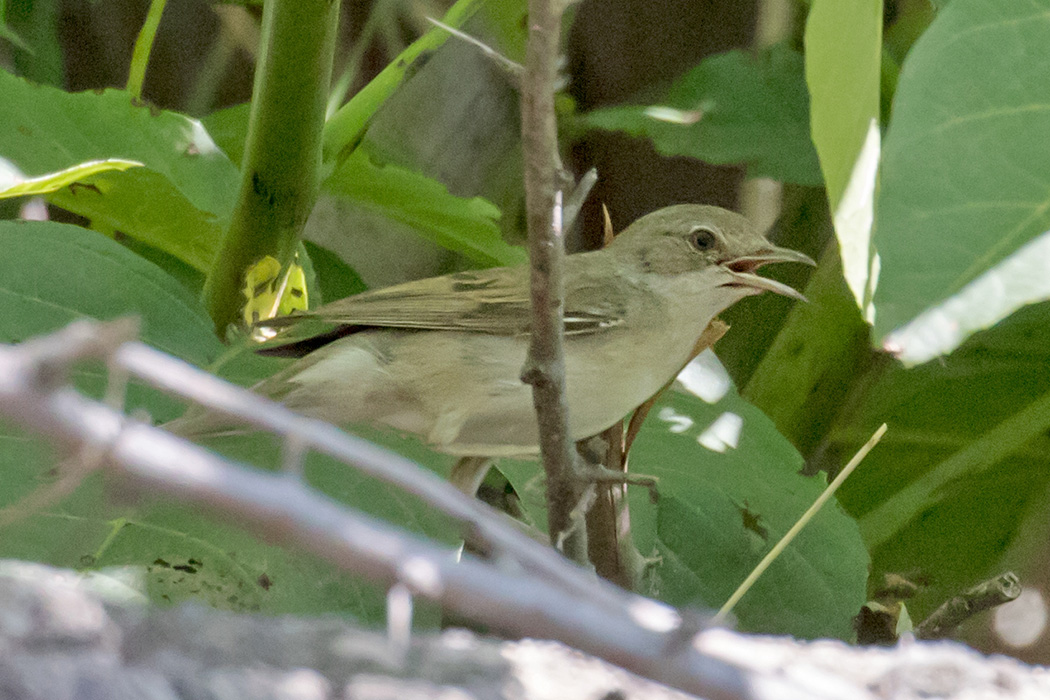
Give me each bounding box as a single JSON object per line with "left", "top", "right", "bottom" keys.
{"left": 3, "top": 0, "right": 62, "bottom": 86}
{"left": 828, "top": 300, "right": 1050, "bottom": 622}
{"left": 581, "top": 46, "right": 823, "bottom": 186}
{"left": 0, "top": 69, "right": 239, "bottom": 270}
{"left": 317, "top": 0, "right": 527, "bottom": 270}
{"left": 804, "top": 0, "right": 882, "bottom": 318}
{"left": 883, "top": 228, "right": 1050, "bottom": 366}
{"left": 873, "top": 0, "right": 1050, "bottom": 349}
{"left": 742, "top": 245, "right": 872, "bottom": 455}
{"left": 302, "top": 240, "right": 368, "bottom": 304}
{"left": 805, "top": 0, "right": 882, "bottom": 213}
{"left": 359, "top": 30, "right": 525, "bottom": 240}
{"left": 0, "top": 158, "right": 143, "bottom": 198}
{"left": 115, "top": 237, "right": 207, "bottom": 297}
{"left": 638, "top": 390, "right": 866, "bottom": 639}
{"left": 201, "top": 102, "right": 251, "bottom": 165}
{"left": 0, "top": 220, "right": 398, "bottom": 618}
{"left": 500, "top": 379, "right": 869, "bottom": 640}
{"left": 181, "top": 424, "right": 460, "bottom": 622}
{"left": 324, "top": 148, "right": 526, "bottom": 267}
{"left": 0, "top": 220, "right": 218, "bottom": 363}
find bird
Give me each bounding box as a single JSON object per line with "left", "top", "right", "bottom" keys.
{"left": 170, "top": 204, "right": 812, "bottom": 470}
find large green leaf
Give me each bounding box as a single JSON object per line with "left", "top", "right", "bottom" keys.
{"left": 804, "top": 0, "right": 882, "bottom": 318}
{"left": 741, "top": 243, "right": 872, "bottom": 456}
{"left": 873, "top": 0, "right": 1050, "bottom": 354}
{"left": 0, "top": 220, "right": 443, "bottom": 619}
{"left": 581, "top": 46, "right": 823, "bottom": 186}
{"left": 0, "top": 220, "right": 218, "bottom": 362}
{"left": 637, "top": 389, "right": 866, "bottom": 639}
{"left": 825, "top": 300, "right": 1050, "bottom": 622}
{"left": 0, "top": 69, "right": 239, "bottom": 270}
{"left": 501, "top": 373, "right": 869, "bottom": 640}
{"left": 324, "top": 147, "right": 525, "bottom": 268}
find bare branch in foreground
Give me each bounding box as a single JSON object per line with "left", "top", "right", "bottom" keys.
{"left": 0, "top": 321, "right": 748, "bottom": 700}
{"left": 121, "top": 341, "right": 613, "bottom": 607}
{"left": 10, "top": 565, "right": 1049, "bottom": 700}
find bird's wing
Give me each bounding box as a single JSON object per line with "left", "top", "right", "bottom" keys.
{"left": 255, "top": 263, "right": 628, "bottom": 357}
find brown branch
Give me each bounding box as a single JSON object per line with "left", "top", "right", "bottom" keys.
{"left": 519, "top": 0, "right": 585, "bottom": 559}
{"left": 585, "top": 319, "right": 731, "bottom": 589}
{"left": 584, "top": 426, "right": 644, "bottom": 590}
{"left": 916, "top": 572, "right": 1022, "bottom": 640}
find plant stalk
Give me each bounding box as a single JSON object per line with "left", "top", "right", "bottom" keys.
{"left": 203, "top": 0, "right": 340, "bottom": 334}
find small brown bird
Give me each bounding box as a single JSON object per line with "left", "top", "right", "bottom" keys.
{"left": 172, "top": 204, "right": 812, "bottom": 462}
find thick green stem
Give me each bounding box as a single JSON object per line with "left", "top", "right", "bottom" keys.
{"left": 203, "top": 0, "right": 340, "bottom": 334}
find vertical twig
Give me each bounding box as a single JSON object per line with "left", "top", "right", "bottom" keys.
{"left": 126, "top": 0, "right": 169, "bottom": 100}
{"left": 585, "top": 425, "right": 641, "bottom": 589}
{"left": 519, "top": 0, "right": 583, "bottom": 559}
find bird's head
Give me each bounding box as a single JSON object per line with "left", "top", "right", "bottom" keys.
{"left": 609, "top": 204, "right": 814, "bottom": 300}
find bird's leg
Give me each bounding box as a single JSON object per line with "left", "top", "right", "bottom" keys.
{"left": 581, "top": 320, "right": 729, "bottom": 590}
{"left": 577, "top": 431, "right": 645, "bottom": 590}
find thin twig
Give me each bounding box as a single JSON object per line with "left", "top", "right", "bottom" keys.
{"left": 714, "top": 423, "right": 888, "bottom": 624}
{"left": 519, "top": 0, "right": 585, "bottom": 559}
{"left": 426, "top": 17, "right": 524, "bottom": 83}
{"left": 562, "top": 167, "right": 598, "bottom": 234}
{"left": 584, "top": 426, "right": 639, "bottom": 589}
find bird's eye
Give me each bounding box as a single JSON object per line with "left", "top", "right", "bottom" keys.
{"left": 689, "top": 226, "right": 717, "bottom": 251}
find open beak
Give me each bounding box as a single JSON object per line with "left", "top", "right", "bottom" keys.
{"left": 719, "top": 246, "right": 815, "bottom": 302}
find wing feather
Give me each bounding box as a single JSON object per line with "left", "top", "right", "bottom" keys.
{"left": 256, "top": 261, "right": 627, "bottom": 357}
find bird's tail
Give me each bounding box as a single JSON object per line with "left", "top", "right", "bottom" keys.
{"left": 161, "top": 365, "right": 301, "bottom": 439}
